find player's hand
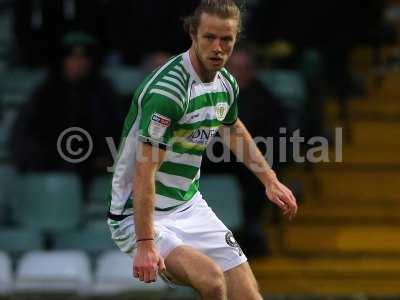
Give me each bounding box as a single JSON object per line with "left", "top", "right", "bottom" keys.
{"left": 133, "top": 240, "right": 166, "bottom": 283}
{"left": 266, "top": 178, "right": 297, "bottom": 220}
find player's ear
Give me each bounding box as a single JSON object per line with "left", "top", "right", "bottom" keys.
{"left": 189, "top": 26, "right": 196, "bottom": 41}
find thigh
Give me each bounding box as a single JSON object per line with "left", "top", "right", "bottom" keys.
{"left": 224, "top": 262, "right": 262, "bottom": 300}
{"left": 163, "top": 245, "right": 224, "bottom": 288}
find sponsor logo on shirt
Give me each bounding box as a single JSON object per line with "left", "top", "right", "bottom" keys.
{"left": 151, "top": 113, "right": 171, "bottom": 126}
{"left": 148, "top": 113, "right": 171, "bottom": 140}
{"left": 187, "top": 128, "right": 218, "bottom": 145}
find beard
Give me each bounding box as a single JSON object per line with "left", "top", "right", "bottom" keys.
{"left": 194, "top": 45, "right": 224, "bottom": 76}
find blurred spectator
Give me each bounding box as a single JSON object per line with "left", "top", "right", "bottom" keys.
{"left": 229, "top": 50, "right": 289, "bottom": 257}
{"left": 203, "top": 49, "right": 288, "bottom": 257}
{"left": 10, "top": 31, "right": 120, "bottom": 191}
{"left": 261, "top": 40, "right": 308, "bottom": 133}
{"left": 230, "top": 50, "right": 288, "bottom": 155}
{"left": 141, "top": 51, "right": 171, "bottom": 75}
{"left": 115, "top": 51, "right": 172, "bottom": 117}
{"left": 301, "top": 49, "right": 328, "bottom": 140}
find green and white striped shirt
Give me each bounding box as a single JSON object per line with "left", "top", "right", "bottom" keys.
{"left": 109, "top": 51, "right": 239, "bottom": 215}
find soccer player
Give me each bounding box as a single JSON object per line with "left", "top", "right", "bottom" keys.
{"left": 107, "top": 1, "right": 297, "bottom": 299}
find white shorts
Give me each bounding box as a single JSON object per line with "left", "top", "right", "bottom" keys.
{"left": 108, "top": 193, "right": 247, "bottom": 273}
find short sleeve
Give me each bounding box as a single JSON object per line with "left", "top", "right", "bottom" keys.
{"left": 222, "top": 81, "right": 239, "bottom": 125}
{"left": 222, "top": 98, "right": 238, "bottom": 125}
{"left": 138, "top": 92, "right": 184, "bottom": 149}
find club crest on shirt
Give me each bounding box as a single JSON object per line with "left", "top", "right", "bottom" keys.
{"left": 148, "top": 113, "right": 171, "bottom": 140}
{"left": 215, "top": 102, "right": 228, "bottom": 121}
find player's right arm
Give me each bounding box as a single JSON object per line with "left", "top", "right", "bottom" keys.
{"left": 132, "top": 142, "right": 166, "bottom": 283}
{"left": 131, "top": 89, "right": 185, "bottom": 283}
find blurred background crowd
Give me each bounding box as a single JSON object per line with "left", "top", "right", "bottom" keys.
{"left": 1, "top": 0, "right": 400, "bottom": 299}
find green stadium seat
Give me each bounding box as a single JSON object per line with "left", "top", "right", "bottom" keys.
{"left": 53, "top": 220, "right": 116, "bottom": 255}
{"left": 258, "top": 70, "right": 307, "bottom": 130}
{"left": 87, "top": 175, "right": 112, "bottom": 218}
{"left": 258, "top": 70, "right": 307, "bottom": 109}
{"left": 0, "top": 164, "right": 16, "bottom": 224}
{"left": 16, "top": 250, "right": 91, "bottom": 294}
{"left": 0, "top": 68, "right": 46, "bottom": 107}
{"left": 0, "top": 10, "right": 12, "bottom": 67}
{"left": 0, "top": 148, "right": 6, "bottom": 160}
{"left": 103, "top": 66, "right": 143, "bottom": 96}
{"left": 0, "top": 251, "right": 12, "bottom": 294}
{"left": 0, "top": 92, "right": 29, "bottom": 108}
{"left": 0, "top": 227, "right": 43, "bottom": 256}
{"left": 0, "top": 48, "right": 8, "bottom": 69}
{"left": 0, "top": 68, "right": 46, "bottom": 94}
{"left": 93, "top": 250, "right": 168, "bottom": 295}
{"left": 301, "top": 49, "right": 323, "bottom": 79}
{"left": 0, "top": 197, "right": 4, "bottom": 225}
{"left": 0, "top": 109, "right": 18, "bottom": 154}
{"left": 12, "top": 173, "right": 82, "bottom": 232}
{"left": 200, "top": 174, "right": 243, "bottom": 231}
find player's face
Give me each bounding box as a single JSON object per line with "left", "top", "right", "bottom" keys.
{"left": 192, "top": 13, "right": 238, "bottom": 75}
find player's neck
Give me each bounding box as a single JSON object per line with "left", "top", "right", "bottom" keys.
{"left": 189, "top": 47, "right": 216, "bottom": 83}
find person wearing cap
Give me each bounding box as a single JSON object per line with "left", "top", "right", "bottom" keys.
{"left": 10, "top": 31, "right": 120, "bottom": 192}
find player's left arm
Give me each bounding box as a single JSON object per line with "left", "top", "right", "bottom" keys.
{"left": 219, "top": 119, "right": 297, "bottom": 220}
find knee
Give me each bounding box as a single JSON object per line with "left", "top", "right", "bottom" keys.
{"left": 252, "top": 278, "right": 260, "bottom": 293}
{"left": 240, "top": 284, "right": 262, "bottom": 300}
{"left": 206, "top": 273, "right": 226, "bottom": 299}
{"left": 196, "top": 265, "right": 226, "bottom": 299}
{"left": 249, "top": 279, "right": 262, "bottom": 299}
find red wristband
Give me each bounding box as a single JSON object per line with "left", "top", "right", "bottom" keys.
{"left": 137, "top": 238, "right": 154, "bottom": 242}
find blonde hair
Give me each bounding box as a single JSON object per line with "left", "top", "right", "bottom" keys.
{"left": 183, "top": 0, "right": 242, "bottom": 38}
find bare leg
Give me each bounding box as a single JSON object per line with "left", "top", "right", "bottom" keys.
{"left": 164, "top": 245, "right": 227, "bottom": 300}
{"left": 224, "top": 262, "right": 262, "bottom": 300}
